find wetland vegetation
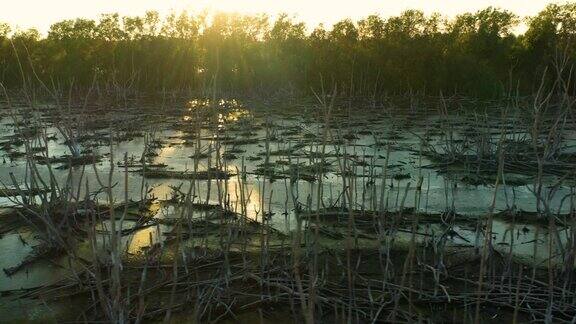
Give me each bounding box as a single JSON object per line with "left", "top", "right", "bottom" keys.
{"left": 2, "top": 3, "right": 576, "bottom": 323}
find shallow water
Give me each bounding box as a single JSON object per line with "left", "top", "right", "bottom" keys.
{"left": 0, "top": 98, "right": 574, "bottom": 293}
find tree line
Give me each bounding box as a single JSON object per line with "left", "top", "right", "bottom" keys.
{"left": 1, "top": 3, "right": 576, "bottom": 98}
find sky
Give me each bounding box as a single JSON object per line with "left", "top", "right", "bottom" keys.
{"left": 0, "top": 0, "right": 561, "bottom": 34}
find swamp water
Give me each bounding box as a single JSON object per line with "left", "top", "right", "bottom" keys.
{"left": 0, "top": 98, "right": 574, "bottom": 322}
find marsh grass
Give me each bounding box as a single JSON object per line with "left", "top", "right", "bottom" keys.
{"left": 1, "top": 64, "right": 576, "bottom": 323}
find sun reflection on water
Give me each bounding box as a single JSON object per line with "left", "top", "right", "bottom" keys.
{"left": 183, "top": 98, "right": 251, "bottom": 125}
{"left": 224, "top": 177, "right": 262, "bottom": 221}
{"left": 126, "top": 226, "right": 157, "bottom": 254}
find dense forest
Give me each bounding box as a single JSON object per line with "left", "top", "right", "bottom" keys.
{"left": 1, "top": 3, "right": 576, "bottom": 97}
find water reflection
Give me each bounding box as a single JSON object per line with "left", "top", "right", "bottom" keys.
{"left": 184, "top": 98, "right": 251, "bottom": 126}
{"left": 126, "top": 225, "right": 158, "bottom": 254}
{"left": 1, "top": 97, "right": 576, "bottom": 295}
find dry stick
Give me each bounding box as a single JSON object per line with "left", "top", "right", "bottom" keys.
{"left": 163, "top": 211, "right": 182, "bottom": 322}
{"left": 474, "top": 128, "right": 505, "bottom": 324}
{"left": 85, "top": 177, "right": 115, "bottom": 321}
{"left": 289, "top": 158, "right": 309, "bottom": 322}
{"left": 388, "top": 180, "right": 413, "bottom": 322}
{"left": 376, "top": 153, "right": 395, "bottom": 302}
{"left": 98, "top": 126, "right": 124, "bottom": 323}
{"left": 261, "top": 116, "right": 271, "bottom": 290}
{"left": 512, "top": 265, "right": 525, "bottom": 324}
{"left": 304, "top": 83, "right": 336, "bottom": 323}
{"left": 335, "top": 130, "right": 360, "bottom": 319}
{"left": 407, "top": 146, "right": 425, "bottom": 313}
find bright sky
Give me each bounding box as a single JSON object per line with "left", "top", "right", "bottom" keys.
{"left": 0, "top": 0, "right": 561, "bottom": 34}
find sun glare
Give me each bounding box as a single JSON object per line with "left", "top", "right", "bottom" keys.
{"left": 0, "top": 0, "right": 558, "bottom": 34}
